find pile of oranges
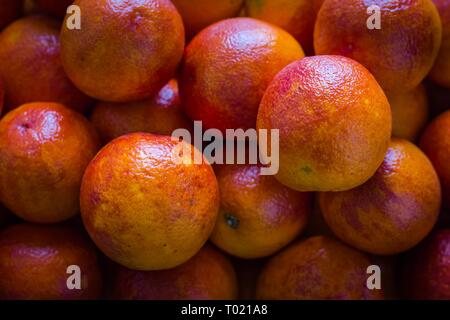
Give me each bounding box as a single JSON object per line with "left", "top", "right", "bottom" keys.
{"left": 0, "top": 0, "right": 449, "bottom": 300}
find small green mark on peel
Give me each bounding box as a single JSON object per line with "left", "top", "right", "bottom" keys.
{"left": 301, "top": 166, "right": 313, "bottom": 175}
{"left": 225, "top": 213, "right": 240, "bottom": 229}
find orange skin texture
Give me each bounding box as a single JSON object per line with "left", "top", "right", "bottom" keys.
{"left": 210, "top": 164, "right": 312, "bottom": 259}
{"left": 0, "top": 78, "right": 4, "bottom": 116}
{"left": 0, "top": 102, "right": 100, "bottom": 223}
{"left": 33, "top": 0, "right": 73, "bottom": 17}
{"left": 319, "top": 139, "right": 441, "bottom": 255}
{"left": 0, "top": 0, "right": 23, "bottom": 29}
{"left": 80, "top": 133, "right": 220, "bottom": 270}
{"left": 256, "top": 236, "right": 384, "bottom": 300}
{"left": 314, "top": 0, "right": 442, "bottom": 94}
{"left": 420, "top": 110, "right": 450, "bottom": 208}
{"left": 389, "top": 83, "right": 429, "bottom": 141}
{"left": 403, "top": 229, "right": 450, "bottom": 299}
{"left": 0, "top": 224, "right": 102, "bottom": 300}
{"left": 91, "top": 79, "right": 192, "bottom": 144}
{"left": 430, "top": 0, "right": 450, "bottom": 88}
{"left": 180, "top": 17, "right": 304, "bottom": 132}
{"left": 60, "top": 0, "right": 185, "bottom": 102}
{"left": 257, "top": 55, "right": 392, "bottom": 192}
{"left": 245, "top": 0, "right": 324, "bottom": 55}
{"left": 108, "top": 244, "right": 238, "bottom": 300}
{"left": 0, "top": 15, "right": 93, "bottom": 113}
{"left": 171, "top": 0, "right": 243, "bottom": 39}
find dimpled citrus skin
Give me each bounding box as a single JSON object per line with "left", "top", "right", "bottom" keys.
{"left": 60, "top": 0, "right": 184, "bottom": 102}
{"left": 171, "top": 0, "right": 243, "bottom": 39}
{"left": 80, "top": 133, "right": 220, "bottom": 270}
{"left": 108, "top": 244, "right": 238, "bottom": 300}
{"left": 210, "top": 164, "right": 312, "bottom": 259}
{"left": 91, "top": 79, "right": 192, "bottom": 144}
{"left": 256, "top": 236, "right": 384, "bottom": 300}
{"left": 319, "top": 139, "right": 441, "bottom": 255}
{"left": 33, "top": 0, "right": 73, "bottom": 17}
{"left": 257, "top": 55, "right": 392, "bottom": 192}
{"left": 0, "top": 0, "right": 23, "bottom": 30}
{"left": 0, "top": 79, "right": 4, "bottom": 116}
{"left": 389, "top": 83, "right": 429, "bottom": 141}
{"left": 0, "top": 102, "right": 100, "bottom": 223}
{"left": 245, "top": 0, "right": 324, "bottom": 55}
{"left": 0, "top": 224, "right": 102, "bottom": 300}
{"left": 420, "top": 110, "right": 450, "bottom": 208}
{"left": 0, "top": 16, "right": 93, "bottom": 113}
{"left": 180, "top": 17, "right": 304, "bottom": 132}
{"left": 430, "top": 0, "right": 450, "bottom": 87}
{"left": 403, "top": 229, "right": 450, "bottom": 299}
{"left": 314, "top": 0, "right": 442, "bottom": 94}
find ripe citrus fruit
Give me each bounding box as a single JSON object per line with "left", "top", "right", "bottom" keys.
{"left": 420, "top": 110, "right": 450, "bottom": 208}
{"left": 210, "top": 164, "right": 312, "bottom": 258}
{"left": 256, "top": 236, "right": 383, "bottom": 299}
{"left": 257, "top": 55, "right": 391, "bottom": 192}
{"left": 180, "top": 17, "right": 304, "bottom": 132}
{"left": 430, "top": 0, "right": 450, "bottom": 88}
{"left": 60, "top": 0, "right": 185, "bottom": 102}
{"left": 91, "top": 79, "right": 191, "bottom": 144}
{"left": 0, "top": 224, "right": 102, "bottom": 300}
{"left": 171, "top": 0, "right": 243, "bottom": 39}
{"left": 0, "top": 15, "right": 92, "bottom": 113}
{"left": 0, "top": 0, "right": 23, "bottom": 29}
{"left": 403, "top": 229, "right": 450, "bottom": 299}
{"left": 0, "top": 78, "right": 4, "bottom": 116}
{"left": 314, "top": 0, "right": 442, "bottom": 93}
{"left": 80, "top": 133, "right": 219, "bottom": 270}
{"left": 108, "top": 244, "right": 238, "bottom": 300}
{"left": 319, "top": 139, "right": 441, "bottom": 255}
{"left": 0, "top": 102, "right": 100, "bottom": 223}
{"left": 33, "top": 0, "right": 73, "bottom": 17}
{"left": 245, "top": 0, "right": 324, "bottom": 54}
{"left": 389, "top": 84, "right": 429, "bottom": 141}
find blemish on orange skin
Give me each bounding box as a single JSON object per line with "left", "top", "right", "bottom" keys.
{"left": 319, "top": 139, "right": 441, "bottom": 255}
{"left": 256, "top": 236, "right": 383, "bottom": 300}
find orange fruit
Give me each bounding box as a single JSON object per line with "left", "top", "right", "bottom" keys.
{"left": 80, "top": 133, "right": 219, "bottom": 270}
{"left": 210, "top": 164, "right": 312, "bottom": 258}
{"left": 0, "top": 15, "right": 93, "bottom": 113}
{"left": 0, "top": 224, "right": 102, "bottom": 300}
{"left": 389, "top": 84, "right": 429, "bottom": 141}
{"left": 33, "top": 0, "right": 73, "bottom": 17}
{"left": 0, "top": 0, "right": 23, "bottom": 29}
{"left": 91, "top": 79, "right": 192, "bottom": 144}
{"left": 245, "top": 0, "right": 324, "bottom": 54}
{"left": 108, "top": 244, "right": 238, "bottom": 300}
{"left": 180, "top": 17, "right": 304, "bottom": 132}
{"left": 60, "top": 0, "right": 184, "bottom": 102}
{"left": 314, "top": 0, "right": 442, "bottom": 93}
{"left": 256, "top": 236, "right": 383, "bottom": 299}
{"left": 257, "top": 55, "right": 392, "bottom": 192}
{"left": 0, "top": 102, "right": 100, "bottom": 223}
{"left": 430, "top": 0, "right": 450, "bottom": 88}
{"left": 319, "top": 139, "right": 441, "bottom": 255}
{"left": 0, "top": 78, "right": 4, "bottom": 116}
{"left": 403, "top": 229, "right": 450, "bottom": 299}
{"left": 420, "top": 110, "right": 450, "bottom": 208}
{"left": 171, "top": 0, "right": 243, "bottom": 39}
